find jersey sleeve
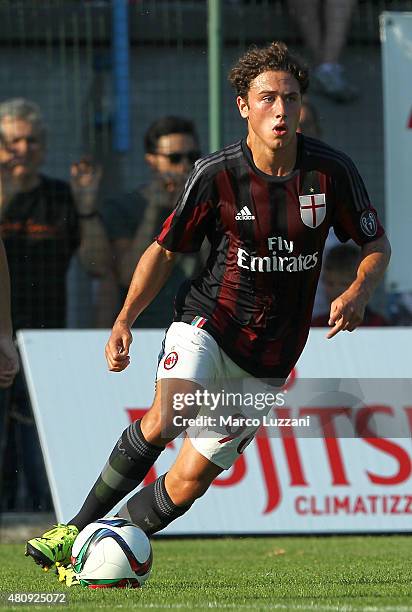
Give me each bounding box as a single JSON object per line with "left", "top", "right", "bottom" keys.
{"left": 156, "top": 162, "right": 215, "bottom": 253}
{"left": 332, "top": 154, "right": 385, "bottom": 246}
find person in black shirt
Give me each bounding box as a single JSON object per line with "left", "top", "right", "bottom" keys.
{"left": 0, "top": 99, "right": 111, "bottom": 329}
{"left": 26, "top": 42, "right": 391, "bottom": 575}
{"left": 0, "top": 98, "right": 111, "bottom": 511}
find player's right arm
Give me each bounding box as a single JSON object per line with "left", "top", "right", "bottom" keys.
{"left": 105, "top": 241, "right": 177, "bottom": 371}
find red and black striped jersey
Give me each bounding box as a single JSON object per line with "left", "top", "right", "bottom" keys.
{"left": 156, "top": 134, "right": 385, "bottom": 379}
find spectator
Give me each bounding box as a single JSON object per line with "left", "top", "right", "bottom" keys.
{"left": 288, "top": 0, "right": 358, "bottom": 103}
{"left": 99, "top": 116, "right": 203, "bottom": 328}
{"left": 312, "top": 244, "right": 388, "bottom": 327}
{"left": 0, "top": 98, "right": 111, "bottom": 510}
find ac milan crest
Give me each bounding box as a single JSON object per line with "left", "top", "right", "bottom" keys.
{"left": 164, "top": 351, "right": 178, "bottom": 370}
{"left": 299, "top": 193, "right": 326, "bottom": 228}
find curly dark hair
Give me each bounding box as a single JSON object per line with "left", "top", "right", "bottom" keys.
{"left": 228, "top": 41, "right": 309, "bottom": 99}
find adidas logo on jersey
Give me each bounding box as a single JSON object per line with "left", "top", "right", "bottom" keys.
{"left": 235, "top": 206, "right": 255, "bottom": 221}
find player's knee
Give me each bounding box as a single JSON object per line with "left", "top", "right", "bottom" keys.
{"left": 140, "top": 408, "right": 165, "bottom": 444}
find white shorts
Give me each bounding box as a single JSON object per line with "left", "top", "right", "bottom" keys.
{"left": 156, "top": 322, "right": 280, "bottom": 469}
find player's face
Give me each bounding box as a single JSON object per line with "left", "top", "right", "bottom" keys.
{"left": 237, "top": 71, "right": 301, "bottom": 152}
{"left": 146, "top": 133, "right": 200, "bottom": 176}
{"left": 0, "top": 117, "right": 44, "bottom": 180}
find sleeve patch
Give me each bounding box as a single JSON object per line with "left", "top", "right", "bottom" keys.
{"left": 360, "top": 210, "right": 378, "bottom": 237}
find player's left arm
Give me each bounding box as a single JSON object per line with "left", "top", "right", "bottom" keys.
{"left": 327, "top": 234, "right": 391, "bottom": 339}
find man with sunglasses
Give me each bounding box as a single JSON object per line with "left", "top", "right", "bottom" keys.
{"left": 99, "top": 115, "right": 202, "bottom": 328}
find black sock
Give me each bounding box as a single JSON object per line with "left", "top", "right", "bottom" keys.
{"left": 117, "top": 473, "right": 192, "bottom": 535}
{"left": 69, "top": 420, "right": 163, "bottom": 531}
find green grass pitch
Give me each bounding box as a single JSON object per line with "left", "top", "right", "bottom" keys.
{"left": 0, "top": 536, "right": 411, "bottom": 611}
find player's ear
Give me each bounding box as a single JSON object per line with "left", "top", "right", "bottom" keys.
{"left": 237, "top": 96, "right": 249, "bottom": 119}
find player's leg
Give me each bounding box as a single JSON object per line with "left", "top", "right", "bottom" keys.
{"left": 67, "top": 377, "right": 200, "bottom": 531}
{"left": 67, "top": 321, "right": 217, "bottom": 534}
{"left": 115, "top": 351, "right": 284, "bottom": 536}
{"left": 55, "top": 438, "right": 222, "bottom": 588}
{"left": 25, "top": 321, "right": 216, "bottom": 569}
{"left": 24, "top": 378, "right": 199, "bottom": 569}
{"left": 116, "top": 435, "right": 223, "bottom": 534}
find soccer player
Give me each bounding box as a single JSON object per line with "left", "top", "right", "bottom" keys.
{"left": 25, "top": 41, "right": 391, "bottom": 579}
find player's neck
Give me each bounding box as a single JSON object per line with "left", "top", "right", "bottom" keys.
{"left": 247, "top": 133, "right": 297, "bottom": 177}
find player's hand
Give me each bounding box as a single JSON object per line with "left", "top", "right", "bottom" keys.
{"left": 105, "top": 320, "right": 133, "bottom": 372}
{"left": 326, "top": 285, "right": 368, "bottom": 339}
{"left": 70, "top": 156, "right": 102, "bottom": 215}
{"left": 0, "top": 335, "right": 19, "bottom": 388}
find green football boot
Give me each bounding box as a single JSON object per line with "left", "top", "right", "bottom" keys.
{"left": 25, "top": 524, "right": 79, "bottom": 570}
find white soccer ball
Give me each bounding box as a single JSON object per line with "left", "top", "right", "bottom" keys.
{"left": 71, "top": 517, "right": 153, "bottom": 588}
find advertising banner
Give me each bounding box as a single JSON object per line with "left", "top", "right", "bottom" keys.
{"left": 18, "top": 329, "right": 412, "bottom": 534}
